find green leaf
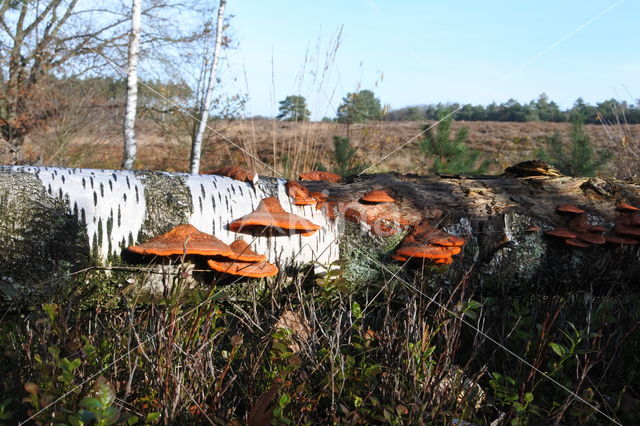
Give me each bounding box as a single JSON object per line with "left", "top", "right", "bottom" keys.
{"left": 278, "top": 393, "right": 291, "bottom": 408}
{"left": 549, "top": 342, "right": 567, "bottom": 357}
{"left": 80, "top": 397, "right": 102, "bottom": 409}
{"left": 146, "top": 412, "right": 161, "bottom": 422}
{"left": 524, "top": 392, "right": 534, "bottom": 403}
{"left": 351, "top": 302, "right": 362, "bottom": 320}
{"left": 466, "top": 300, "right": 482, "bottom": 310}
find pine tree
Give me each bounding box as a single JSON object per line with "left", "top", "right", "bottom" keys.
{"left": 419, "top": 113, "right": 489, "bottom": 174}
{"left": 535, "top": 116, "right": 611, "bottom": 177}
{"left": 277, "top": 95, "right": 310, "bottom": 122}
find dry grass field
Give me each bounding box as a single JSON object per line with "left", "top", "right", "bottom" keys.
{"left": 20, "top": 118, "right": 640, "bottom": 178}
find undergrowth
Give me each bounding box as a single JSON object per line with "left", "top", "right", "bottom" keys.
{"left": 1, "top": 257, "right": 639, "bottom": 424}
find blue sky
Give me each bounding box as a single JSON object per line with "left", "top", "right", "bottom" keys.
{"left": 222, "top": 0, "right": 639, "bottom": 120}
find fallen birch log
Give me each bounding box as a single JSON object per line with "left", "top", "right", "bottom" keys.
{"left": 1, "top": 164, "right": 640, "bottom": 304}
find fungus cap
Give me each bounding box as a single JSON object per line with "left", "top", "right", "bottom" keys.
{"left": 574, "top": 232, "right": 605, "bottom": 245}
{"left": 298, "top": 171, "right": 342, "bottom": 183}
{"left": 228, "top": 197, "right": 321, "bottom": 235}
{"left": 204, "top": 166, "right": 257, "bottom": 184}
{"left": 127, "top": 224, "right": 234, "bottom": 257}
{"left": 545, "top": 228, "right": 577, "bottom": 239}
{"left": 564, "top": 238, "right": 590, "bottom": 248}
{"left": 360, "top": 189, "right": 395, "bottom": 204}
{"left": 285, "top": 181, "right": 316, "bottom": 206}
{"left": 227, "top": 239, "right": 267, "bottom": 262}
{"left": 605, "top": 235, "right": 638, "bottom": 245}
{"left": 556, "top": 204, "right": 586, "bottom": 214}
{"left": 396, "top": 244, "right": 462, "bottom": 260}
{"left": 613, "top": 224, "right": 640, "bottom": 237}
{"left": 408, "top": 221, "right": 466, "bottom": 247}
{"left": 617, "top": 203, "right": 640, "bottom": 212}
{"left": 207, "top": 259, "right": 278, "bottom": 278}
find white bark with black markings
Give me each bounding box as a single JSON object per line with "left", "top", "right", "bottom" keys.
{"left": 122, "top": 0, "right": 143, "bottom": 169}
{"left": 190, "top": 0, "right": 227, "bottom": 174}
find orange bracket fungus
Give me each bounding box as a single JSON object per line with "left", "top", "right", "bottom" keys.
{"left": 228, "top": 197, "right": 321, "bottom": 236}
{"left": 394, "top": 220, "right": 465, "bottom": 265}
{"left": 360, "top": 189, "right": 395, "bottom": 204}
{"left": 556, "top": 204, "right": 586, "bottom": 214}
{"left": 203, "top": 166, "right": 257, "bottom": 184}
{"left": 285, "top": 181, "right": 316, "bottom": 206}
{"left": 298, "top": 171, "right": 342, "bottom": 183}
{"left": 227, "top": 238, "right": 268, "bottom": 262}
{"left": 207, "top": 258, "right": 278, "bottom": 278}
{"left": 127, "top": 224, "right": 234, "bottom": 257}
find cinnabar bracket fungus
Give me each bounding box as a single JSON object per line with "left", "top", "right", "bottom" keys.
{"left": 207, "top": 258, "right": 278, "bottom": 278}
{"left": 359, "top": 189, "right": 395, "bottom": 204}
{"left": 285, "top": 181, "right": 316, "bottom": 206}
{"left": 227, "top": 238, "right": 267, "bottom": 262}
{"left": 393, "top": 221, "right": 465, "bottom": 265}
{"left": 545, "top": 205, "right": 609, "bottom": 248}
{"left": 207, "top": 238, "right": 277, "bottom": 278}
{"left": 127, "top": 224, "right": 234, "bottom": 257}
{"left": 298, "top": 171, "right": 342, "bottom": 183}
{"left": 203, "top": 166, "right": 257, "bottom": 184}
{"left": 228, "top": 197, "right": 321, "bottom": 236}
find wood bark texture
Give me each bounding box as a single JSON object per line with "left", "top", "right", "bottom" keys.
{"left": 1, "top": 165, "right": 640, "bottom": 304}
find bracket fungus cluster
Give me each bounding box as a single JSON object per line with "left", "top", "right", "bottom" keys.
{"left": 610, "top": 203, "right": 640, "bottom": 244}
{"left": 545, "top": 203, "right": 640, "bottom": 248}
{"left": 341, "top": 187, "right": 410, "bottom": 236}
{"left": 127, "top": 224, "right": 278, "bottom": 278}
{"left": 544, "top": 205, "right": 605, "bottom": 247}
{"left": 207, "top": 239, "right": 278, "bottom": 278}
{"left": 393, "top": 221, "right": 466, "bottom": 265}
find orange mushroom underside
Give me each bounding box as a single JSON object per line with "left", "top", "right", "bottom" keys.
{"left": 207, "top": 259, "right": 278, "bottom": 278}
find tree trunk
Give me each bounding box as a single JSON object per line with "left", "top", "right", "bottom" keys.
{"left": 190, "top": 0, "right": 227, "bottom": 174}
{"left": 122, "top": 0, "right": 142, "bottom": 169}
{"left": 1, "top": 165, "right": 640, "bottom": 304}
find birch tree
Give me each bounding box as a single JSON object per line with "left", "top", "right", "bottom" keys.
{"left": 122, "top": 0, "right": 142, "bottom": 169}
{"left": 189, "top": 0, "right": 227, "bottom": 174}
{"left": 0, "top": 0, "right": 217, "bottom": 160}
{"left": 122, "top": 0, "right": 143, "bottom": 169}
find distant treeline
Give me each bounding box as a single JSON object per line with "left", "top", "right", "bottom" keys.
{"left": 385, "top": 94, "right": 640, "bottom": 124}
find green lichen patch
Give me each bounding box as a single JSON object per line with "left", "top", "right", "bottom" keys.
{"left": 0, "top": 171, "right": 90, "bottom": 306}
{"left": 138, "top": 171, "right": 192, "bottom": 240}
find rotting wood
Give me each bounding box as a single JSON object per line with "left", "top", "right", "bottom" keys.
{"left": 1, "top": 165, "right": 640, "bottom": 304}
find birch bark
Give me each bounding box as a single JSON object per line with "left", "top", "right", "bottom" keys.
{"left": 122, "top": 0, "right": 142, "bottom": 169}
{"left": 190, "top": 0, "right": 227, "bottom": 174}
